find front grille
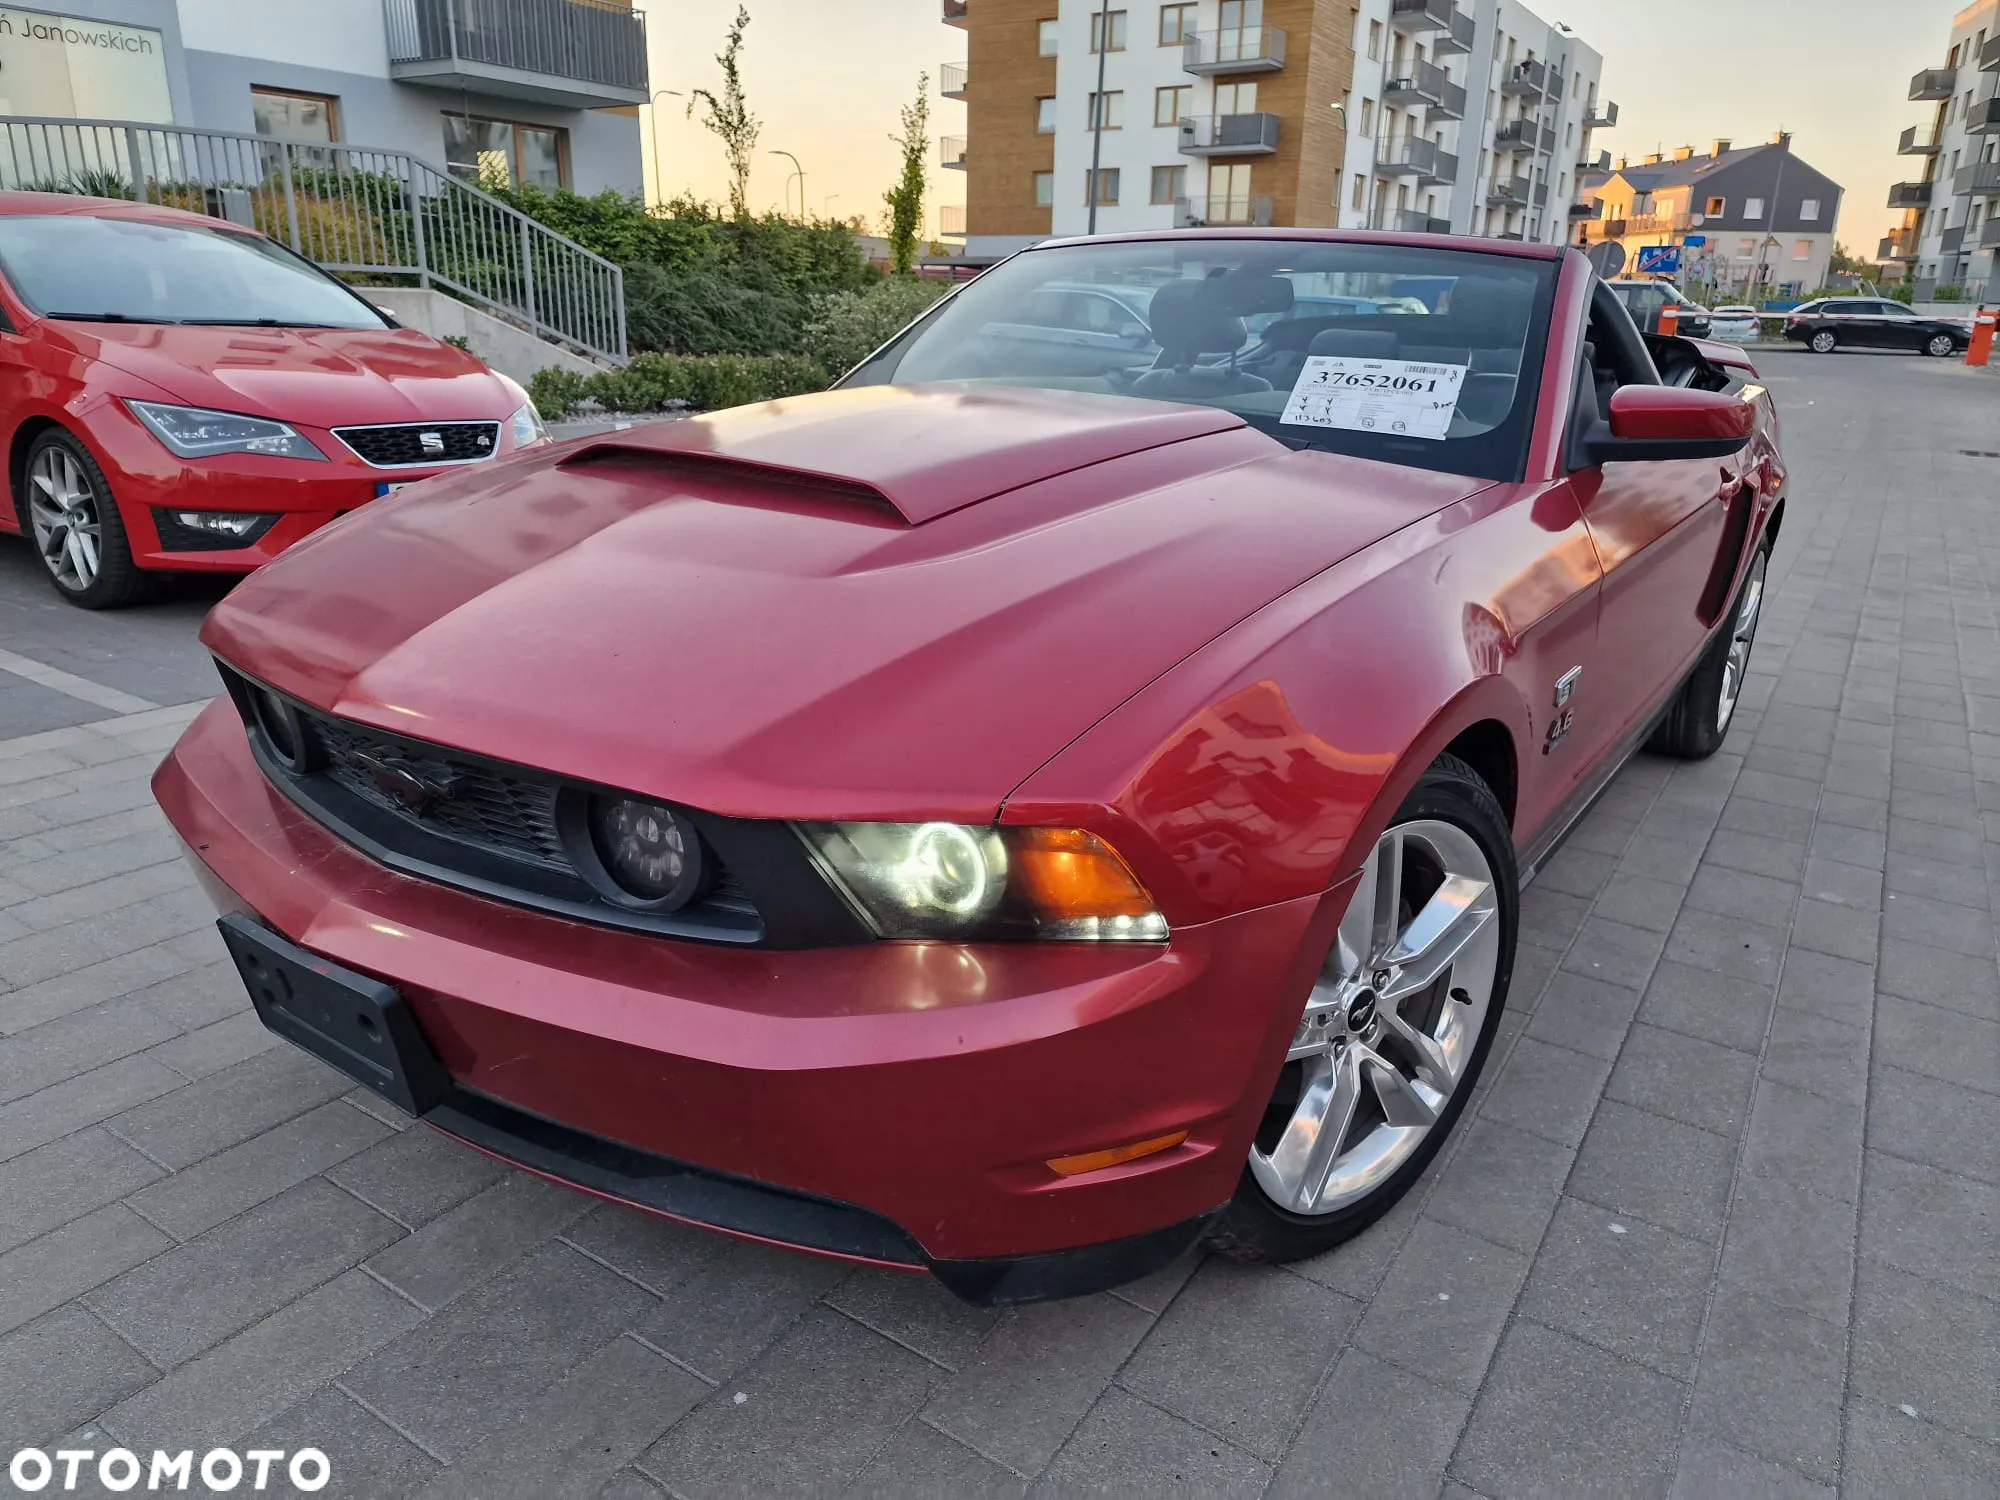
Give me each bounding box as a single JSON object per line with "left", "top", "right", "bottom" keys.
{"left": 334, "top": 421, "right": 500, "bottom": 468}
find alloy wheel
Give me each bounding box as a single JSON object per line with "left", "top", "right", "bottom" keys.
{"left": 1716, "top": 551, "right": 1766, "bottom": 733}
{"left": 1810, "top": 331, "right": 1836, "bottom": 354}
{"left": 1927, "top": 334, "right": 1957, "bottom": 358}
{"left": 27, "top": 445, "right": 103, "bottom": 593}
{"left": 1249, "top": 819, "right": 1500, "bottom": 1216}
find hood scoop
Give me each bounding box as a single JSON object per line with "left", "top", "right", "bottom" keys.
{"left": 560, "top": 383, "right": 1248, "bottom": 525}
{"left": 559, "top": 446, "right": 907, "bottom": 525}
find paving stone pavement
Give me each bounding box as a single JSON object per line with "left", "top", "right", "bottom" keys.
{"left": 1, "top": 353, "right": 1996, "bottom": 1499}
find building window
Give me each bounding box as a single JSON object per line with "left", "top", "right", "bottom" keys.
{"left": 1037, "top": 19, "right": 1059, "bottom": 56}
{"left": 1086, "top": 167, "right": 1121, "bottom": 205}
{"left": 252, "top": 88, "right": 339, "bottom": 144}
{"left": 1705, "top": 197, "right": 1725, "bottom": 216}
{"left": 1738, "top": 238, "right": 1756, "bottom": 256}
{"left": 1366, "top": 18, "right": 1382, "bottom": 59}
{"left": 1794, "top": 239, "right": 1810, "bottom": 259}
{"left": 1037, "top": 96, "right": 1057, "bottom": 133}
{"left": 1215, "top": 80, "right": 1258, "bottom": 116}
{"left": 1208, "top": 162, "right": 1252, "bottom": 221}
{"left": 1160, "top": 3, "right": 1197, "bottom": 45}
{"left": 1351, "top": 173, "right": 1367, "bottom": 209}
{"left": 1088, "top": 91, "right": 1124, "bottom": 129}
{"left": 1358, "top": 97, "right": 1375, "bottom": 137}
{"left": 1090, "top": 9, "right": 1128, "bottom": 52}
{"left": 1743, "top": 197, "right": 1764, "bottom": 218}
{"left": 1155, "top": 85, "right": 1192, "bottom": 127}
{"left": 443, "top": 114, "right": 565, "bottom": 189}
{"left": 1800, "top": 198, "right": 1820, "bottom": 220}
{"left": 1151, "top": 164, "right": 1186, "bottom": 203}
{"left": 1034, "top": 171, "right": 1055, "bottom": 207}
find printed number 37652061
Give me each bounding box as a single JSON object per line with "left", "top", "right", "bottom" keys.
{"left": 1316, "top": 371, "right": 1441, "bottom": 393}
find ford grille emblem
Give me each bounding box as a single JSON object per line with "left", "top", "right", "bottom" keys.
{"left": 345, "top": 751, "right": 457, "bottom": 815}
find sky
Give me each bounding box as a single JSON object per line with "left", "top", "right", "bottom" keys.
{"left": 644, "top": 0, "right": 1975, "bottom": 250}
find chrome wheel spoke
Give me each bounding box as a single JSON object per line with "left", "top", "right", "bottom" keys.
{"left": 1379, "top": 998, "right": 1458, "bottom": 1092}
{"left": 1360, "top": 1044, "right": 1441, "bottom": 1129}
{"left": 27, "top": 449, "right": 101, "bottom": 589}
{"left": 1381, "top": 875, "right": 1495, "bottom": 999}
{"left": 1263, "top": 1049, "right": 1365, "bottom": 1212}
{"left": 1369, "top": 830, "right": 1405, "bottom": 962}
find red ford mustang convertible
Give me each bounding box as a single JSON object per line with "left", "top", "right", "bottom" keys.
{"left": 156, "top": 231, "right": 1783, "bottom": 1304}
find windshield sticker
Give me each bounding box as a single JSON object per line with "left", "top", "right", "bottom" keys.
{"left": 1281, "top": 357, "right": 1470, "bottom": 442}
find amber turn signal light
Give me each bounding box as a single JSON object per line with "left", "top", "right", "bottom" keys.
{"left": 1009, "top": 828, "right": 1165, "bottom": 938}
{"left": 1046, "top": 1129, "right": 1189, "bottom": 1178}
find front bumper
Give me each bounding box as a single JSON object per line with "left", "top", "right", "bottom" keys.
{"left": 155, "top": 701, "right": 1328, "bottom": 1298}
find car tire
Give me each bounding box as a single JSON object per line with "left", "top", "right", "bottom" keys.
{"left": 1648, "top": 544, "right": 1768, "bottom": 761}
{"left": 1809, "top": 330, "right": 1838, "bottom": 354}
{"left": 1206, "top": 754, "right": 1516, "bottom": 1265}
{"left": 1924, "top": 333, "right": 1958, "bottom": 359}
{"left": 15, "top": 428, "right": 151, "bottom": 610}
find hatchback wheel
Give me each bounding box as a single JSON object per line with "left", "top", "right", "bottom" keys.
{"left": 1925, "top": 333, "right": 1958, "bottom": 359}
{"left": 1207, "top": 755, "right": 1514, "bottom": 1263}
{"left": 19, "top": 430, "right": 147, "bottom": 609}
{"left": 1809, "top": 330, "right": 1838, "bottom": 354}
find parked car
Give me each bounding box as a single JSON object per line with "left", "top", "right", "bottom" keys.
{"left": 1708, "top": 305, "right": 1762, "bottom": 343}
{"left": 1606, "top": 278, "right": 1713, "bottom": 339}
{"left": 156, "top": 233, "right": 1783, "bottom": 1305}
{"left": 0, "top": 193, "right": 547, "bottom": 609}
{"left": 1783, "top": 297, "right": 1969, "bottom": 357}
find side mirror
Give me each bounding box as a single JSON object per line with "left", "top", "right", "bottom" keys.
{"left": 1586, "top": 386, "right": 1755, "bottom": 464}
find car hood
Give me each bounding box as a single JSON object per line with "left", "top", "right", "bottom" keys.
{"left": 203, "top": 384, "right": 1493, "bottom": 823}
{"left": 64, "top": 323, "right": 517, "bottom": 425}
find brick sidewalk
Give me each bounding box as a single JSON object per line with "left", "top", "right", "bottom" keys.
{"left": 0, "top": 353, "right": 1995, "bottom": 1498}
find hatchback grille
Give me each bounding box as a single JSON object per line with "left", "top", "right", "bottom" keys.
{"left": 334, "top": 421, "right": 500, "bottom": 467}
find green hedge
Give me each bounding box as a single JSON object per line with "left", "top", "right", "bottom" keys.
{"left": 529, "top": 352, "right": 829, "bottom": 420}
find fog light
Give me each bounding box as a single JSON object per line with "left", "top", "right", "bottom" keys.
{"left": 174, "top": 511, "right": 266, "bottom": 537}
{"left": 585, "top": 796, "right": 709, "bottom": 911}
{"left": 152, "top": 509, "right": 278, "bottom": 551}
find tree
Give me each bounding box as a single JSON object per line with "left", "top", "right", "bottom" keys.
{"left": 883, "top": 74, "right": 930, "bottom": 275}
{"left": 688, "top": 6, "right": 761, "bottom": 221}
{"left": 1828, "top": 241, "right": 1871, "bottom": 277}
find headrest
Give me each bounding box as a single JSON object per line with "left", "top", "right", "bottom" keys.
{"left": 1210, "top": 273, "right": 1295, "bottom": 317}
{"left": 1147, "top": 279, "right": 1248, "bottom": 358}
{"left": 1308, "top": 329, "right": 1400, "bottom": 358}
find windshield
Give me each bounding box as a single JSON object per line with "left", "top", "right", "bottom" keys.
{"left": 0, "top": 214, "right": 389, "bottom": 329}
{"left": 844, "top": 238, "right": 1558, "bottom": 481}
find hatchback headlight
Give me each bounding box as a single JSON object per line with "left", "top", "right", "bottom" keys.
{"left": 798, "top": 823, "right": 1167, "bottom": 941}
{"left": 126, "top": 401, "right": 327, "bottom": 461}
{"left": 509, "top": 402, "right": 549, "bottom": 450}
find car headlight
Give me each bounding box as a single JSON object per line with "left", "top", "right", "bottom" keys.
{"left": 798, "top": 823, "right": 1167, "bottom": 941}
{"left": 509, "top": 401, "right": 549, "bottom": 450}
{"left": 126, "top": 401, "right": 327, "bottom": 461}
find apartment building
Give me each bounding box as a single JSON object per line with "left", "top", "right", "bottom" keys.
{"left": 1335, "top": 0, "right": 1611, "bottom": 245}
{"left": 942, "top": 0, "right": 1612, "bottom": 262}
{"left": 0, "top": 0, "right": 647, "bottom": 193}
{"left": 1578, "top": 136, "right": 1844, "bottom": 299}
{"left": 1882, "top": 0, "right": 1998, "bottom": 295}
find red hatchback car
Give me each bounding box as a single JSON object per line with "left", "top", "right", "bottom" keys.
{"left": 0, "top": 194, "right": 546, "bottom": 608}
{"left": 156, "top": 231, "right": 1784, "bottom": 1304}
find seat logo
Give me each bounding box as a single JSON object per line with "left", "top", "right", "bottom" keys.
{"left": 419, "top": 431, "right": 446, "bottom": 456}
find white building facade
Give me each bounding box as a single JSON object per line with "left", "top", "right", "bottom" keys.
{"left": 1884, "top": 0, "right": 1998, "bottom": 294}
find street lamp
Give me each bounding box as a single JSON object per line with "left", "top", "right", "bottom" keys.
{"left": 768, "top": 149, "right": 805, "bottom": 219}
{"left": 648, "top": 90, "right": 682, "bottom": 210}
{"left": 824, "top": 193, "right": 842, "bottom": 219}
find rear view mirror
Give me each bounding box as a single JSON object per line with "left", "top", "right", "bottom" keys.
{"left": 1586, "top": 386, "right": 1754, "bottom": 464}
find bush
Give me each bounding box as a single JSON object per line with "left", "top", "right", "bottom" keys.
{"left": 800, "top": 277, "right": 952, "bottom": 378}
{"left": 528, "top": 353, "right": 828, "bottom": 418}
{"left": 622, "top": 261, "right": 812, "bottom": 357}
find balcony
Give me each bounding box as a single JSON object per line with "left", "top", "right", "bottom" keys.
{"left": 1433, "top": 10, "right": 1474, "bottom": 55}
{"left": 1984, "top": 34, "right": 2000, "bottom": 71}
{"left": 1623, "top": 212, "right": 1690, "bottom": 234}
{"left": 1584, "top": 217, "right": 1627, "bottom": 240}
{"left": 1954, "top": 160, "right": 2000, "bottom": 195}
{"left": 1183, "top": 25, "right": 1287, "bottom": 74}
{"left": 1175, "top": 193, "right": 1275, "bottom": 227}
{"left": 1502, "top": 60, "right": 1548, "bottom": 96}
{"left": 1486, "top": 174, "right": 1531, "bottom": 206}
{"left": 1899, "top": 125, "right": 1941, "bottom": 154}
{"left": 1568, "top": 200, "right": 1594, "bottom": 217}
{"left": 1178, "top": 113, "right": 1281, "bottom": 156}
{"left": 1887, "top": 180, "right": 1934, "bottom": 209}
{"left": 1546, "top": 69, "right": 1564, "bottom": 103}
{"left": 1390, "top": 0, "right": 1456, "bottom": 33}
{"left": 1434, "top": 81, "right": 1469, "bottom": 120}
{"left": 1578, "top": 148, "right": 1611, "bottom": 173}
{"left": 1375, "top": 137, "right": 1457, "bottom": 185}
{"left": 1394, "top": 209, "right": 1452, "bottom": 233}
{"left": 1909, "top": 66, "right": 1957, "bottom": 100}
{"left": 940, "top": 63, "right": 966, "bottom": 100}
{"left": 1493, "top": 118, "right": 1539, "bottom": 153}
{"left": 383, "top": 0, "right": 648, "bottom": 108}
{"left": 1533, "top": 181, "right": 1550, "bottom": 208}
{"left": 1970, "top": 98, "right": 2000, "bottom": 134}
{"left": 940, "top": 135, "right": 967, "bottom": 170}
{"left": 1878, "top": 229, "right": 1918, "bottom": 261}
{"left": 943, "top": 0, "right": 968, "bottom": 26}
{"left": 1940, "top": 225, "right": 1967, "bottom": 255}
{"left": 1584, "top": 99, "right": 1618, "bottom": 129}
{"left": 1383, "top": 61, "right": 1449, "bottom": 109}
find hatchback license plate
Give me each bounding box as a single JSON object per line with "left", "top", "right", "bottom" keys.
{"left": 216, "top": 914, "right": 448, "bottom": 1116}
{"left": 374, "top": 481, "right": 412, "bottom": 498}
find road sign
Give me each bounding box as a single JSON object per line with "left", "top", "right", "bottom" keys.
{"left": 1682, "top": 235, "right": 1706, "bottom": 247}
{"left": 1635, "top": 245, "right": 1683, "bottom": 276}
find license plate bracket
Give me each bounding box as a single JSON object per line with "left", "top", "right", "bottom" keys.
{"left": 217, "top": 914, "right": 449, "bottom": 1116}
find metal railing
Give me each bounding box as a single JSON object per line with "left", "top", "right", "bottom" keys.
{"left": 1584, "top": 100, "right": 1618, "bottom": 129}
{"left": 1383, "top": 61, "right": 1448, "bottom": 109}
{"left": 0, "top": 116, "right": 625, "bottom": 361}
{"left": 1393, "top": 210, "right": 1451, "bottom": 233}
{"left": 940, "top": 135, "right": 967, "bottom": 169}
{"left": 1940, "top": 225, "right": 1966, "bottom": 255}
{"left": 1390, "top": 0, "right": 1454, "bottom": 32}
{"left": 1971, "top": 99, "right": 2000, "bottom": 134}
{"left": 1494, "top": 119, "right": 1539, "bottom": 151}
{"left": 940, "top": 63, "right": 967, "bottom": 98}
{"left": 1376, "top": 136, "right": 1441, "bottom": 175}
{"left": 1909, "top": 66, "right": 1958, "bottom": 99}
{"left": 1878, "top": 229, "right": 1918, "bottom": 260}
{"left": 1177, "top": 113, "right": 1281, "bottom": 154}
{"left": 1578, "top": 148, "right": 1611, "bottom": 172}
{"left": 1900, "top": 125, "right": 1942, "bottom": 154}
{"left": 1183, "top": 25, "right": 1286, "bottom": 73}
{"left": 1486, "top": 175, "right": 1531, "bottom": 205}
{"left": 1502, "top": 60, "right": 1548, "bottom": 96}
{"left": 1984, "top": 34, "right": 2000, "bottom": 71}
{"left": 1954, "top": 160, "right": 2000, "bottom": 195}
{"left": 1433, "top": 10, "right": 1474, "bottom": 55}
{"left": 1174, "top": 193, "right": 1274, "bottom": 227}
{"left": 1887, "top": 180, "right": 1934, "bottom": 208}
{"left": 383, "top": 0, "right": 647, "bottom": 96}
{"left": 1982, "top": 217, "right": 2000, "bottom": 248}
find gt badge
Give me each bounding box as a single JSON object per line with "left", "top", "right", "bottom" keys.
{"left": 1554, "top": 666, "right": 1581, "bottom": 708}
{"left": 1545, "top": 668, "right": 1581, "bottom": 755}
